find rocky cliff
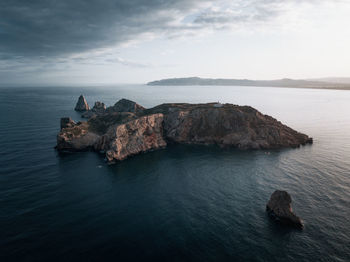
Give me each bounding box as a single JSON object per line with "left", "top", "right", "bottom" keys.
{"left": 57, "top": 98, "right": 312, "bottom": 163}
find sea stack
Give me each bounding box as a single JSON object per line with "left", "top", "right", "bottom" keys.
{"left": 266, "top": 190, "right": 303, "bottom": 229}
{"left": 75, "top": 95, "right": 90, "bottom": 111}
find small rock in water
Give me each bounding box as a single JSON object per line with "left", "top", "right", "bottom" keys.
{"left": 266, "top": 190, "right": 304, "bottom": 229}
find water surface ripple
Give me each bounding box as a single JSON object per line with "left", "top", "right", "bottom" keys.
{"left": 0, "top": 85, "right": 349, "bottom": 261}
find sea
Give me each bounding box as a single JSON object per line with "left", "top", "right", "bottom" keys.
{"left": 0, "top": 85, "right": 349, "bottom": 262}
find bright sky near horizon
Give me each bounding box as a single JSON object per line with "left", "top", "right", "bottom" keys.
{"left": 1, "top": 0, "right": 350, "bottom": 85}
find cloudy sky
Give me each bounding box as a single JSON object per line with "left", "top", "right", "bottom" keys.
{"left": 0, "top": 0, "right": 350, "bottom": 85}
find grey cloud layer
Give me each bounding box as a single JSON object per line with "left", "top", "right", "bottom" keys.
{"left": 0, "top": 0, "right": 333, "bottom": 59}
{"left": 0, "top": 0, "right": 204, "bottom": 58}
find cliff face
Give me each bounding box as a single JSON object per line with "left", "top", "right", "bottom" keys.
{"left": 95, "top": 113, "right": 166, "bottom": 162}
{"left": 57, "top": 99, "right": 312, "bottom": 163}
{"left": 156, "top": 103, "right": 310, "bottom": 149}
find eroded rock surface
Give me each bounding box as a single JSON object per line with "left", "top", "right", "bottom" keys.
{"left": 58, "top": 98, "right": 313, "bottom": 163}
{"left": 148, "top": 103, "right": 312, "bottom": 149}
{"left": 97, "top": 113, "right": 166, "bottom": 162}
{"left": 266, "top": 190, "right": 303, "bottom": 229}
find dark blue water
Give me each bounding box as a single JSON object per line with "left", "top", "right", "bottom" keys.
{"left": 0, "top": 85, "right": 349, "bottom": 261}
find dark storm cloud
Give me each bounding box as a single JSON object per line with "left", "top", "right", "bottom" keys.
{"left": 0, "top": 0, "right": 206, "bottom": 58}
{"left": 0, "top": 0, "right": 332, "bottom": 59}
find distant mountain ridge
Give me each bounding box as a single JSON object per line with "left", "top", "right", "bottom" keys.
{"left": 147, "top": 77, "right": 350, "bottom": 90}
{"left": 306, "top": 77, "right": 350, "bottom": 84}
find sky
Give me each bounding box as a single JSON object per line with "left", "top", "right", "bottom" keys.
{"left": 0, "top": 0, "right": 350, "bottom": 85}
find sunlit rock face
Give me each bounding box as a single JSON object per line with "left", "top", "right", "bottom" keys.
{"left": 101, "top": 113, "right": 166, "bottom": 162}
{"left": 57, "top": 98, "right": 313, "bottom": 163}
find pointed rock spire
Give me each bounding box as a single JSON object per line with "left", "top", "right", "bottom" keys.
{"left": 74, "top": 95, "right": 90, "bottom": 111}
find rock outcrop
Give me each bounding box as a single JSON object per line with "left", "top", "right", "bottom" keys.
{"left": 107, "top": 98, "right": 145, "bottom": 114}
{"left": 56, "top": 121, "right": 99, "bottom": 151}
{"left": 266, "top": 190, "right": 303, "bottom": 229}
{"left": 148, "top": 103, "right": 312, "bottom": 149}
{"left": 74, "top": 95, "right": 90, "bottom": 111}
{"left": 57, "top": 98, "right": 313, "bottom": 163}
{"left": 92, "top": 101, "right": 106, "bottom": 113}
{"left": 82, "top": 101, "right": 107, "bottom": 118}
{"left": 95, "top": 114, "right": 166, "bottom": 162}
{"left": 60, "top": 117, "right": 76, "bottom": 129}
{"left": 81, "top": 99, "right": 143, "bottom": 119}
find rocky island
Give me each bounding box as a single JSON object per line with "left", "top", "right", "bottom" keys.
{"left": 56, "top": 96, "right": 313, "bottom": 163}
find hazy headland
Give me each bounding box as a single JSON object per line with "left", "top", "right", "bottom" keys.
{"left": 147, "top": 77, "right": 350, "bottom": 90}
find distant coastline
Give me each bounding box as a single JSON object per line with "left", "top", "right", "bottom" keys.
{"left": 147, "top": 77, "right": 350, "bottom": 90}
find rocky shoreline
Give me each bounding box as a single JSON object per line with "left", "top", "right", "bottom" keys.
{"left": 56, "top": 96, "right": 313, "bottom": 163}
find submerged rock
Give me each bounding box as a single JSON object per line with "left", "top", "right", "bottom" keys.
{"left": 57, "top": 99, "right": 313, "bottom": 163}
{"left": 266, "top": 190, "right": 303, "bottom": 229}
{"left": 74, "top": 95, "right": 90, "bottom": 111}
